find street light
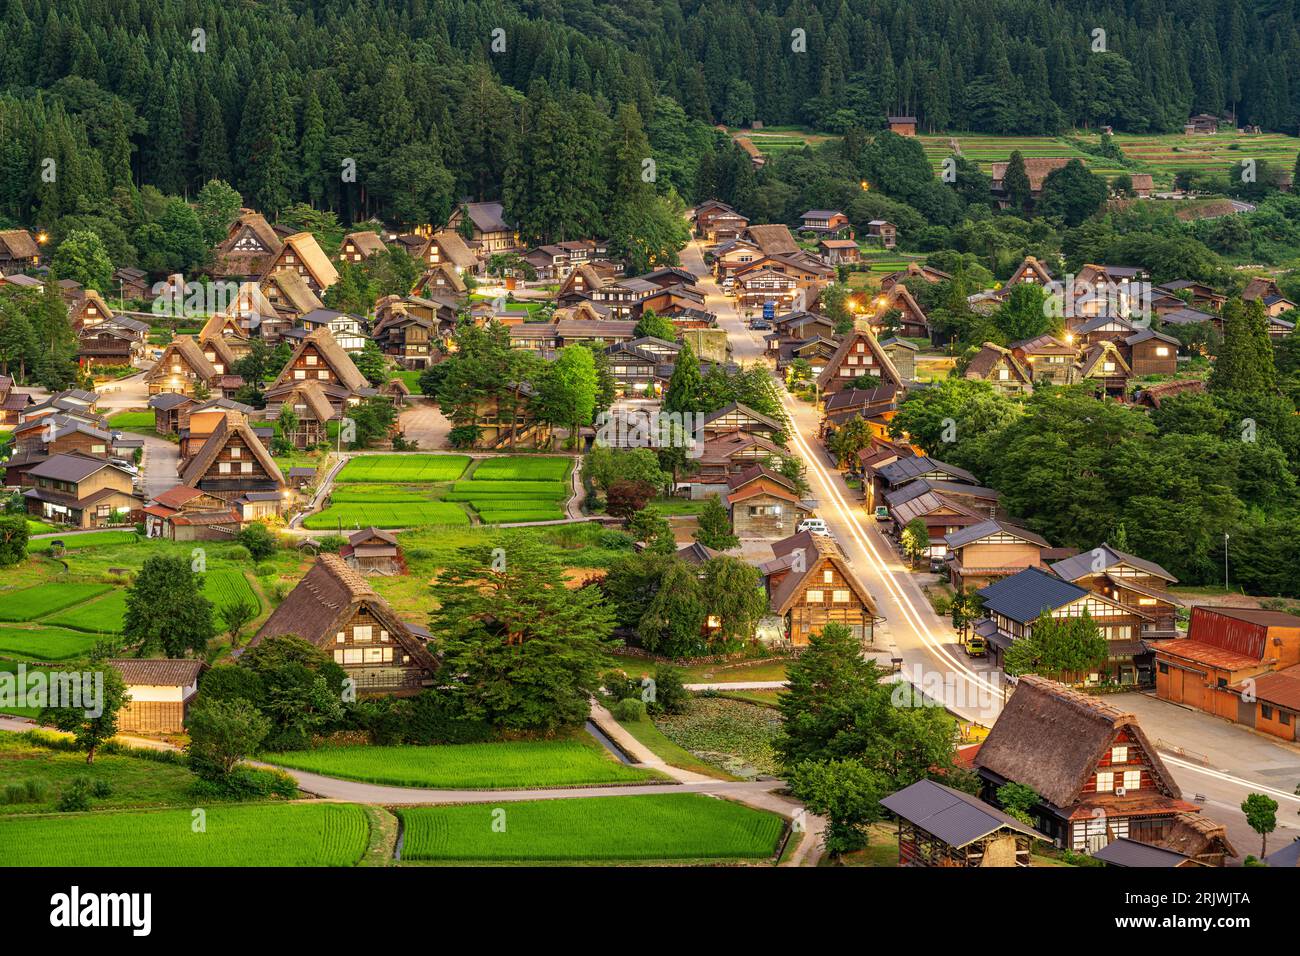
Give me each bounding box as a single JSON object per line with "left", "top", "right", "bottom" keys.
{"left": 1223, "top": 532, "right": 1230, "bottom": 591}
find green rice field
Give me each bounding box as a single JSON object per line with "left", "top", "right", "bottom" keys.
{"left": 0, "top": 804, "right": 370, "bottom": 867}
{"left": 0, "top": 583, "right": 113, "bottom": 622}
{"left": 398, "top": 794, "right": 784, "bottom": 862}
{"left": 336, "top": 455, "right": 470, "bottom": 483}
{"left": 469, "top": 457, "right": 572, "bottom": 482}
{"left": 473, "top": 508, "right": 566, "bottom": 523}
{"left": 0, "top": 625, "right": 100, "bottom": 661}
{"left": 445, "top": 480, "right": 569, "bottom": 499}
{"left": 264, "top": 738, "right": 658, "bottom": 789}
{"left": 106, "top": 411, "right": 155, "bottom": 428}
{"left": 303, "top": 500, "right": 470, "bottom": 530}
{"left": 40, "top": 589, "right": 130, "bottom": 633}
{"left": 202, "top": 568, "right": 261, "bottom": 615}
{"left": 27, "top": 531, "right": 140, "bottom": 553}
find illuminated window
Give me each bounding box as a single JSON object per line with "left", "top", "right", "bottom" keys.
{"left": 353, "top": 625, "right": 373, "bottom": 642}
{"left": 1155, "top": 346, "right": 1169, "bottom": 357}
{"left": 1095, "top": 771, "right": 1114, "bottom": 792}
{"left": 832, "top": 589, "right": 851, "bottom": 603}
{"left": 1123, "top": 770, "right": 1141, "bottom": 791}
{"left": 1111, "top": 745, "right": 1128, "bottom": 764}
{"left": 805, "top": 590, "right": 824, "bottom": 603}
{"left": 823, "top": 570, "right": 834, "bottom": 584}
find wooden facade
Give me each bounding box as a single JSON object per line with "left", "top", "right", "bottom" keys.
{"left": 764, "top": 532, "right": 877, "bottom": 646}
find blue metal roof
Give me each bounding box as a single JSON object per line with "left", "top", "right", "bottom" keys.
{"left": 977, "top": 567, "right": 1088, "bottom": 624}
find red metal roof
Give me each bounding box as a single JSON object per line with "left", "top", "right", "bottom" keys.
{"left": 1148, "top": 638, "right": 1263, "bottom": 671}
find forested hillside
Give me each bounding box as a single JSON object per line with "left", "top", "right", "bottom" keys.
{"left": 1, "top": 0, "right": 1298, "bottom": 237}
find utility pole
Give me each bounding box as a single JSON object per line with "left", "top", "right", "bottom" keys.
{"left": 1224, "top": 532, "right": 1230, "bottom": 591}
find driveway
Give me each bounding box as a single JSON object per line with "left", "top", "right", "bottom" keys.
{"left": 140, "top": 433, "right": 179, "bottom": 498}
{"left": 399, "top": 397, "right": 452, "bottom": 450}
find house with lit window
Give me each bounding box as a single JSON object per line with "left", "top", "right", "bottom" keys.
{"left": 251, "top": 553, "right": 439, "bottom": 695}
{"left": 963, "top": 342, "right": 1033, "bottom": 395}
{"left": 815, "top": 328, "right": 905, "bottom": 397}
{"left": 760, "top": 531, "right": 877, "bottom": 646}
{"left": 178, "top": 410, "right": 286, "bottom": 509}
{"left": 1050, "top": 544, "right": 1181, "bottom": 641}
{"left": 264, "top": 231, "right": 339, "bottom": 295}
{"left": 726, "top": 465, "right": 811, "bottom": 538}
{"left": 23, "top": 453, "right": 141, "bottom": 528}
{"left": 973, "top": 676, "right": 1235, "bottom": 864}
{"left": 263, "top": 328, "right": 375, "bottom": 418}
{"left": 144, "top": 335, "right": 220, "bottom": 397}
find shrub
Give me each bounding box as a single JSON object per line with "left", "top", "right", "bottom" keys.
{"left": 649, "top": 664, "right": 689, "bottom": 716}
{"left": 254, "top": 562, "right": 276, "bottom": 577}
{"left": 238, "top": 522, "right": 278, "bottom": 561}
{"left": 405, "top": 689, "right": 495, "bottom": 745}
{"left": 56, "top": 778, "right": 94, "bottom": 812}
{"left": 188, "top": 766, "right": 298, "bottom": 801}
{"left": 2, "top": 780, "right": 49, "bottom": 804}
{"left": 90, "top": 779, "right": 113, "bottom": 798}
{"left": 613, "top": 697, "right": 648, "bottom": 722}
{"left": 317, "top": 535, "right": 347, "bottom": 552}
{"left": 603, "top": 670, "right": 640, "bottom": 702}
{"left": 225, "top": 545, "right": 251, "bottom": 561}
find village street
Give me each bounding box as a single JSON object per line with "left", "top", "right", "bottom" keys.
{"left": 680, "top": 239, "right": 1300, "bottom": 856}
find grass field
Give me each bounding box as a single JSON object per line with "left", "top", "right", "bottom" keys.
{"left": 263, "top": 737, "right": 658, "bottom": 789}
{"left": 0, "top": 583, "right": 113, "bottom": 622}
{"left": 303, "top": 500, "right": 470, "bottom": 530}
{"left": 398, "top": 794, "right": 783, "bottom": 862}
{"left": 0, "top": 804, "right": 370, "bottom": 867}
{"left": 336, "top": 455, "right": 470, "bottom": 483}
{"left": 41, "top": 589, "right": 130, "bottom": 633}
{"left": 0, "top": 626, "right": 102, "bottom": 661}
{"left": 470, "top": 457, "right": 572, "bottom": 482}
{"left": 0, "top": 735, "right": 197, "bottom": 813}
{"left": 106, "top": 411, "right": 154, "bottom": 428}
{"left": 27, "top": 531, "right": 140, "bottom": 553}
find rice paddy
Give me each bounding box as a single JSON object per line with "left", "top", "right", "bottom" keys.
{"left": 336, "top": 455, "right": 470, "bottom": 483}
{"left": 0, "top": 625, "right": 101, "bottom": 661}
{"left": 0, "top": 583, "right": 113, "bottom": 622}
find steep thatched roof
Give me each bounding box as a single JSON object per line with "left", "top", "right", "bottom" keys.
{"left": 268, "top": 327, "right": 368, "bottom": 395}
{"left": 975, "top": 676, "right": 1180, "bottom": 809}
{"left": 0, "top": 229, "right": 40, "bottom": 258}
{"left": 179, "top": 410, "right": 284, "bottom": 488}
{"left": 279, "top": 232, "right": 339, "bottom": 290}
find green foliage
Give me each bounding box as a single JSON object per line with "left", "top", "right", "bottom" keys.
{"left": 633, "top": 309, "right": 678, "bottom": 342}
{"left": 787, "top": 759, "right": 884, "bottom": 857}
{"left": 996, "top": 782, "right": 1041, "bottom": 826}
{"left": 1241, "top": 793, "right": 1279, "bottom": 858}
{"left": 613, "top": 697, "right": 648, "bottom": 722}
{"left": 186, "top": 698, "right": 272, "bottom": 779}
{"left": 693, "top": 495, "right": 738, "bottom": 551}
{"left": 122, "top": 555, "right": 215, "bottom": 658}
{"left": 41, "top": 663, "right": 129, "bottom": 764}
{"left": 1003, "top": 611, "right": 1108, "bottom": 681}
{"left": 238, "top": 521, "right": 277, "bottom": 562}
{"left": 0, "top": 514, "right": 29, "bottom": 567}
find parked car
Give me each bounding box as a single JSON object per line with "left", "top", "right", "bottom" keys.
{"left": 750, "top": 318, "right": 771, "bottom": 330}
{"left": 797, "top": 517, "right": 831, "bottom": 536}
{"left": 873, "top": 506, "right": 890, "bottom": 522}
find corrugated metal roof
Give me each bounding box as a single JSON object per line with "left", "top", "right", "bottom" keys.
{"left": 879, "top": 778, "right": 1043, "bottom": 848}
{"left": 977, "top": 567, "right": 1088, "bottom": 624}
{"left": 1093, "top": 838, "right": 1191, "bottom": 867}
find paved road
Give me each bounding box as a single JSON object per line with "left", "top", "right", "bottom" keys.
{"left": 139, "top": 432, "right": 180, "bottom": 498}
{"left": 683, "top": 238, "right": 1300, "bottom": 858}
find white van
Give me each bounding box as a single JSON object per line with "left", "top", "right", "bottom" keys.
{"left": 797, "top": 517, "right": 831, "bottom": 536}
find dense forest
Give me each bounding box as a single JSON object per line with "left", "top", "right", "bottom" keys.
{"left": 3, "top": 0, "right": 1300, "bottom": 237}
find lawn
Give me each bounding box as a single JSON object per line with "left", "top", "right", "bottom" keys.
{"left": 610, "top": 652, "right": 789, "bottom": 684}
{"left": 0, "top": 583, "right": 113, "bottom": 622}
{"left": 0, "top": 626, "right": 101, "bottom": 662}
{"left": 106, "top": 411, "right": 155, "bottom": 429}
{"left": 27, "top": 531, "right": 140, "bottom": 552}
{"left": 0, "top": 734, "right": 197, "bottom": 813}
{"left": 0, "top": 803, "right": 370, "bottom": 867}
{"left": 336, "top": 454, "right": 470, "bottom": 483}
{"left": 303, "top": 500, "right": 470, "bottom": 530}
{"left": 398, "top": 794, "right": 783, "bottom": 863}
{"left": 469, "top": 456, "right": 572, "bottom": 481}
{"left": 263, "top": 737, "right": 659, "bottom": 789}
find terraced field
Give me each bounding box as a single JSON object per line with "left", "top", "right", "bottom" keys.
{"left": 336, "top": 455, "right": 470, "bottom": 483}
{"left": 0, "top": 625, "right": 100, "bottom": 661}
{"left": 303, "top": 500, "right": 471, "bottom": 530}
{"left": 469, "top": 457, "right": 572, "bottom": 482}
{"left": 398, "top": 794, "right": 784, "bottom": 862}
{"left": 27, "top": 531, "right": 140, "bottom": 553}
{"left": 0, "top": 804, "right": 370, "bottom": 867}
{"left": 0, "top": 583, "right": 113, "bottom": 622}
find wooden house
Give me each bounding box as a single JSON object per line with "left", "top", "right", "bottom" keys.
{"left": 1123, "top": 328, "right": 1179, "bottom": 377}
{"left": 413, "top": 262, "right": 468, "bottom": 298}
{"left": 251, "top": 553, "right": 439, "bottom": 696}
{"left": 1230, "top": 665, "right": 1300, "bottom": 743}
{"left": 263, "top": 328, "right": 374, "bottom": 418}
{"left": 990, "top": 158, "right": 1068, "bottom": 205}
{"left": 946, "top": 519, "right": 1052, "bottom": 591}
{"left": 447, "top": 202, "right": 516, "bottom": 256}
{"left": 817, "top": 239, "right": 860, "bottom": 264}
{"left": 727, "top": 465, "right": 811, "bottom": 539}
{"left": 1050, "top": 544, "right": 1181, "bottom": 641}
{"left": 742, "top": 224, "right": 800, "bottom": 258}
{"left": 0, "top": 374, "right": 32, "bottom": 426}
{"left": 865, "top": 220, "right": 897, "bottom": 250}
{"left": 820, "top": 385, "right": 899, "bottom": 438}
{"left": 761, "top": 531, "right": 877, "bottom": 646}
{"left": 878, "top": 336, "right": 918, "bottom": 381}
{"left": 1011, "top": 335, "right": 1077, "bottom": 386}
{"left": 258, "top": 270, "right": 325, "bottom": 332}
{"left": 1092, "top": 837, "right": 1203, "bottom": 868}
{"left": 142, "top": 485, "right": 240, "bottom": 541}
{"left": 885, "top": 483, "right": 988, "bottom": 557}
{"left": 178, "top": 410, "right": 286, "bottom": 508}
{"left": 691, "top": 431, "right": 786, "bottom": 494}
{"left": 337, "top": 231, "right": 387, "bottom": 265}
{"left": 110, "top": 659, "right": 206, "bottom": 734}
{"left": 67, "top": 289, "right": 117, "bottom": 333}
{"left": 148, "top": 392, "right": 195, "bottom": 435}
{"left": 175, "top": 398, "right": 256, "bottom": 460}
{"left": 372, "top": 306, "right": 436, "bottom": 369}
{"left": 1078, "top": 340, "right": 1132, "bottom": 399}
{"left": 711, "top": 239, "right": 765, "bottom": 286}
{"left": 861, "top": 285, "right": 928, "bottom": 339}
{"left": 144, "top": 336, "right": 219, "bottom": 397}
{"left": 113, "top": 266, "right": 149, "bottom": 301}
{"left": 341, "top": 527, "right": 402, "bottom": 575}
{"left": 973, "top": 675, "right": 1235, "bottom": 864}
{"left": 1004, "top": 256, "right": 1055, "bottom": 289}
{"left": 1185, "top": 113, "right": 1221, "bottom": 135}
{"left": 604, "top": 337, "right": 679, "bottom": 396}
{"left": 425, "top": 229, "right": 479, "bottom": 274}
{"left": 701, "top": 402, "right": 782, "bottom": 442}
{"left": 880, "top": 778, "right": 1043, "bottom": 867}
{"left": 1149, "top": 606, "right": 1300, "bottom": 730}
{"left": 963, "top": 343, "right": 1033, "bottom": 395}
{"left": 78, "top": 323, "right": 141, "bottom": 369}
{"left": 879, "top": 262, "right": 952, "bottom": 294}
{"left": 887, "top": 116, "right": 917, "bottom": 136}
{"left": 975, "top": 567, "right": 1155, "bottom": 686}
{"left": 23, "top": 453, "right": 140, "bottom": 528}
{"left": 265, "top": 232, "right": 339, "bottom": 296}
{"left": 0, "top": 229, "right": 40, "bottom": 275}
{"left": 866, "top": 455, "right": 978, "bottom": 511}
{"left": 1158, "top": 280, "right": 1225, "bottom": 312}
{"left": 212, "top": 212, "right": 285, "bottom": 279}
{"left": 4, "top": 415, "right": 112, "bottom": 486}
{"left": 1070, "top": 264, "right": 1150, "bottom": 320}
{"left": 797, "top": 209, "right": 851, "bottom": 237}
{"left": 815, "top": 328, "right": 905, "bottom": 396}
{"left": 273, "top": 380, "right": 335, "bottom": 449}
{"left": 693, "top": 200, "right": 750, "bottom": 243}
{"left": 1242, "top": 276, "right": 1296, "bottom": 320}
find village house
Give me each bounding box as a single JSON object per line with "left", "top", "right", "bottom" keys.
{"left": 447, "top": 201, "right": 516, "bottom": 256}
{"left": 174, "top": 398, "right": 257, "bottom": 460}
{"left": 110, "top": 659, "right": 206, "bottom": 734}
{"left": 113, "top": 266, "right": 149, "bottom": 301}
{"left": 963, "top": 342, "right": 1034, "bottom": 395}
{"left": 945, "top": 519, "right": 1052, "bottom": 592}
{"left": 880, "top": 778, "right": 1044, "bottom": 867}
{"left": 142, "top": 485, "right": 240, "bottom": 541}
{"left": 413, "top": 262, "right": 468, "bottom": 299}
{"left": 797, "top": 209, "right": 851, "bottom": 237}
{"left": 557, "top": 261, "right": 622, "bottom": 304}
{"left": 735, "top": 137, "right": 765, "bottom": 168}
{"left": 701, "top": 402, "right": 782, "bottom": 443}
{"left": 743, "top": 224, "right": 801, "bottom": 259}
{"left": 765, "top": 309, "right": 838, "bottom": 357}
{"left": 711, "top": 238, "right": 765, "bottom": 285}
{"left": 66, "top": 289, "right": 118, "bottom": 333}
{"left": 263, "top": 328, "right": 375, "bottom": 418}
{"left": 271, "top": 380, "right": 335, "bottom": 449}
{"left": 879, "top": 336, "right": 919, "bottom": 381}
{"left": 0, "top": 374, "right": 32, "bottom": 426}
{"left": 337, "top": 231, "right": 387, "bottom": 266}
{"left": 1050, "top": 544, "right": 1181, "bottom": 641}
{"left": 212, "top": 212, "right": 288, "bottom": 279}
{"left": 252, "top": 553, "right": 439, "bottom": 695}
{"left": 865, "top": 220, "right": 897, "bottom": 250}
{"left": 973, "top": 675, "right": 1235, "bottom": 864}
{"left": 300, "top": 308, "right": 368, "bottom": 352}
{"left": 690, "top": 431, "right": 786, "bottom": 495}
{"left": 604, "top": 337, "right": 680, "bottom": 397}
{"left": 1123, "top": 328, "right": 1180, "bottom": 377}
{"left": 815, "top": 328, "right": 905, "bottom": 397}
{"left": 1148, "top": 606, "right": 1300, "bottom": 736}
{"left": 77, "top": 320, "right": 146, "bottom": 370}
{"left": 887, "top": 116, "right": 917, "bottom": 136}
{"left": 258, "top": 271, "right": 325, "bottom": 335}
{"left": 775, "top": 334, "right": 841, "bottom": 377}
{"left": 1077, "top": 340, "right": 1132, "bottom": 399}
{"left": 865, "top": 454, "right": 979, "bottom": 511}
{"left": 1010, "top": 334, "right": 1078, "bottom": 386}
{"left": 144, "top": 335, "right": 220, "bottom": 397}
{"left": 990, "top": 157, "right": 1068, "bottom": 206}
{"left": 726, "top": 465, "right": 811, "bottom": 539}
{"left": 860, "top": 284, "right": 928, "bottom": 339}
{"left": 817, "top": 239, "right": 860, "bottom": 265}
{"left": 820, "top": 385, "right": 899, "bottom": 440}
{"left": 340, "top": 527, "right": 402, "bottom": 575}
{"left": 178, "top": 410, "right": 287, "bottom": 510}
{"left": 1127, "top": 173, "right": 1155, "bottom": 199}
{"left": 371, "top": 305, "right": 436, "bottom": 369}
{"left": 879, "top": 262, "right": 952, "bottom": 294}
{"left": 1242, "top": 276, "right": 1296, "bottom": 322}
{"left": 760, "top": 531, "right": 877, "bottom": 646}
{"left": 3, "top": 415, "right": 113, "bottom": 487}
{"left": 975, "top": 566, "right": 1155, "bottom": 686}
{"left": 693, "top": 200, "right": 750, "bottom": 243}
{"left": 1158, "top": 280, "right": 1226, "bottom": 312}
{"left": 884, "top": 481, "right": 991, "bottom": 558}
{"left": 1068, "top": 264, "right": 1151, "bottom": 321}
{"left": 0, "top": 272, "right": 42, "bottom": 290}
{"left": 23, "top": 453, "right": 141, "bottom": 528}
{"left": 0, "top": 229, "right": 40, "bottom": 275}
{"left": 1185, "top": 113, "right": 1221, "bottom": 135}
{"left": 264, "top": 231, "right": 339, "bottom": 296}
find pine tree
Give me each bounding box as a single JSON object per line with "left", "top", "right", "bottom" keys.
{"left": 662, "top": 339, "right": 702, "bottom": 414}
{"left": 1003, "top": 149, "right": 1032, "bottom": 213}
{"left": 693, "top": 494, "right": 738, "bottom": 550}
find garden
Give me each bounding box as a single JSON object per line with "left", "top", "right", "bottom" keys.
{"left": 397, "top": 794, "right": 784, "bottom": 863}
{"left": 651, "top": 696, "right": 784, "bottom": 778}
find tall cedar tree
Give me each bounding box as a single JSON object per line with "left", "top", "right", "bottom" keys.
{"left": 693, "top": 494, "right": 739, "bottom": 550}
